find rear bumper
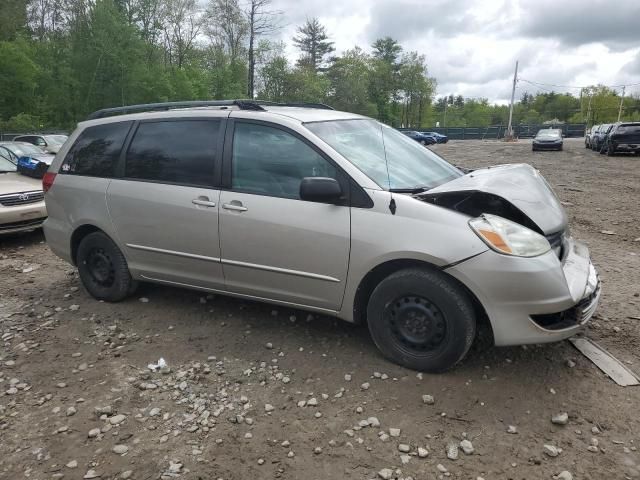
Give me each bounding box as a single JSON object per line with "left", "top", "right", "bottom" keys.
{"left": 42, "top": 216, "right": 73, "bottom": 263}
{"left": 0, "top": 201, "right": 47, "bottom": 234}
{"left": 446, "top": 238, "right": 600, "bottom": 346}
{"left": 611, "top": 142, "right": 640, "bottom": 151}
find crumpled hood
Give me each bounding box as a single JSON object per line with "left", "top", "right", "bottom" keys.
{"left": 424, "top": 163, "right": 568, "bottom": 234}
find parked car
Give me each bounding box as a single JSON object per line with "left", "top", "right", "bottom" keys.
{"left": 603, "top": 122, "right": 640, "bottom": 156}
{"left": 585, "top": 125, "right": 598, "bottom": 149}
{"left": 532, "top": 128, "right": 563, "bottom": 151}
{"left": 0, "top": 155, "right": 47, "bottom": 235}
{"left": 423, "top": 131, "right": 449, "bottom": 143}
{"left": 43, "top": 100, "right": 600, "bottom": 372}
{"left": 13, "top": 134, "right": 68, "bottom": 154}
{"left": 591, "top": 124, "right": 613, "bottom": 152}
{"left": 402, "top": 130, "right": 437, "bottom": 146}
{"left": 0, "top": 142, "right": 55, "bottom": 178}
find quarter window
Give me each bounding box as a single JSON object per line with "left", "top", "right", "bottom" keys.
{"left": 232, "top": 123, "right": 336, "bottom": 199}
{"left": 125, "top": 120, "right": 219, "bottom": 187}
{"left": 61, "top": 122, "right": 132, "bottom": 177}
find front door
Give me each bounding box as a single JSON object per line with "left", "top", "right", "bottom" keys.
{"left": 106, "top": 118, "right": 225, "bottom": 290}
{"left": 219, "top": 120, "right": 351, "bottom": 311}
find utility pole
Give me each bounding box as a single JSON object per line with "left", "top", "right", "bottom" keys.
{"left": 443, "top": 101, "right": 448, "bottom": 128}
{"left": 617, "top": 86, "right": 626, "bottom": 122}
{"left": 506, "top": 60, "right": 518, "bottom": 140}
{"left": 585, "top": 88, "right": 593, "bottom": 126}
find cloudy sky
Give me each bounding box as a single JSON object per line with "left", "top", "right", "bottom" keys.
{"left": 270, "top": 0, "right": 640, "bottom": 103}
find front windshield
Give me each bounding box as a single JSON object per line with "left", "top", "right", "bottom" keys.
{"left": 0, "top": 156, "right": 17, "bottom": 172}
{"left": 306, "top": 119, "right": 461, "bottom": 190}
{"left": 6, "top": 143, "right": 46, "bottom": 156}
{"left": 45, "top": 135, "right": 68, "bottom": 145}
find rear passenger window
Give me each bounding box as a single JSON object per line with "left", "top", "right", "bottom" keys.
{"left": 61, "top": 122, "right": 131, "bottom": 177}
{"left": 125, "top": 120, "right": 219, "bottom": 187}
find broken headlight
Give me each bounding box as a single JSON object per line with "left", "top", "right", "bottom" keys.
{"left": 469, "top": 214, "right": 551, "bottom": 257}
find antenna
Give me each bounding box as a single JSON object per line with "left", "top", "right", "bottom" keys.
{"left": 379, "top": 124, "right": 396, "bottom": 215}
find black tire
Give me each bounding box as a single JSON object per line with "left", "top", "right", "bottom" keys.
{"left": 559, "top": 145, "right": 563, "bottom": 151}
{"left": 366, "top": 267, "right": 476, "bottom": 372}
{"left": 607, "top": 143, "right": 616, "bottom": 156}
{"left": 76, "top": 231, "right": 136, "bottom": 302}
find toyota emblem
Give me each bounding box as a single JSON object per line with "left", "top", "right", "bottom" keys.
{"left": 18, "top": 193, "right": 30, "bottom": 201}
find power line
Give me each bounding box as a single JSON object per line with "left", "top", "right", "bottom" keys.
{"left": 518, "top": 78, "right": 640, "bottom": 90}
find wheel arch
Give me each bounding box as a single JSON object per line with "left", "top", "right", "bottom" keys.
{"left": 351, "top": 258, "right": 493, "bottom": 341}
{"left": 70, "top": 224, "right": 105, "bottom": 265}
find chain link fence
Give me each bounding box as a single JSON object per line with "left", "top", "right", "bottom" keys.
{"left": 400, "top": 124, "right": 586, "bottom": 140}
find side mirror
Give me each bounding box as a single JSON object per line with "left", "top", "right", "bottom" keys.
{"left": 300, "top": 177, "right": 342, "bottom": 203}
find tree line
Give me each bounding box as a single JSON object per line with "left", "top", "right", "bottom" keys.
{"left": 0, "top": 0, "right": 433, "bottom": 131}
{"left": 1, "top": 0, "right": 638, "bottom": 132}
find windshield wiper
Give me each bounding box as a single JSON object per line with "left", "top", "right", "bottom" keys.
{"left": 389, "top": 186, "right": 430, "bottom": 194}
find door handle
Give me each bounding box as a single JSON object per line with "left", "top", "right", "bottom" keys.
{"left": 192, "top": 198, "right": 216, "bottom": 207}
{"left": 222, "top": 202, "right": 248, "bottom": 212}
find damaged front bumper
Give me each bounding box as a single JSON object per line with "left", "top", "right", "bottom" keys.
{"left": 445, "top": 237, "right": 600, "bottom": 346}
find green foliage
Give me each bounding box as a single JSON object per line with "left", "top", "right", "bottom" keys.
{"left": 0, "top": 38, "right": 39, "bottom": 120}
{"left": 3, "top": 2, "right": 637, "bottom": 132}
{"left": 292, "top": 17, "right": 334, "bottom": 73}
{"left": 1, "top": 113, "right": 42, "bottom": 131}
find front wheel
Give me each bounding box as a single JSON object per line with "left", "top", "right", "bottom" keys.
{"left": 607, "top": 144, "right": 616, "bottom": 156}
{"left": 367, "top": 268, "right": 476, "bottom": 372}
{"left": 76, "top": 231, "right": 137, "bottom": 302}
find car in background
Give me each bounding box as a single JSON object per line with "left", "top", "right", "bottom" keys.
{"left": 604, "top": 122, "right": 640, "bottom": 156}
{"left": 585, "top": 125, "right": 598, "bottom": 149}
{"left": 0, "top": 142, "right": 55, "bottom": 178}
{"left": 12, "top": 134, "right": 68, "bottom": 154}
{"left": 402, "top": 130, "right": 437, "bottom": 146}
{"left": 532, "top": 128, "right": 563, "bottom": 151}
{"left": 591, "top": 124, "right": 613, "bottom": 152}
{"left": 0, "top": 155, "right": 47, "bottom": 235}
{"left": 423, "top": 131, "right": 449, "bottom": 143}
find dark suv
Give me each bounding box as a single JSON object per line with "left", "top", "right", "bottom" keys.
{"left": 604, "top": 122, "right": 640, "bottom": 156}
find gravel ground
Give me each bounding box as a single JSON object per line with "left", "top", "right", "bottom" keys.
{"left": 1, "top": 138, "right": 639, "bottom": 480}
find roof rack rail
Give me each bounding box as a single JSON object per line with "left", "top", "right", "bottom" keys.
{"left": 86, "top": 100, "right": 265, "bottom": 120}
{"left": 252, "top": 101, "right": 335, "bottom": 110}
{"left": 86, "top": 99, "right": 335, "bottom": 120}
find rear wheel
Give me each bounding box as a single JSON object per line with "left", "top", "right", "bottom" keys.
{"left": 76, "top": 231, "right": 137, "bottom": 302}
{"left": 366, "top": 268, "right": 476, "bottom": 372}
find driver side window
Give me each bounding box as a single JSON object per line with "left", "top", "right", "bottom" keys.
{"left": 231, "top": 122, "right": 336, "bottom": 199}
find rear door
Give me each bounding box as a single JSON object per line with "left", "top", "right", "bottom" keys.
{"left": 217, "top": 119, "right": 351, "bottom": 311}
{"left": 106, "top": 117, "right": 226, "bottom": 290}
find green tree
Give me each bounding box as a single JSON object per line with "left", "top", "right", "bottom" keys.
{"left": 292, "top": 18, "right": 334, "bottom": 73}
{"left": 326, "top": 47, "right": 376, "bottom": 116}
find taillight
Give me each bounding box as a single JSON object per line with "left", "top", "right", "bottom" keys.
{"left": 43, "top": 172, "right": 56, "bottom": 193}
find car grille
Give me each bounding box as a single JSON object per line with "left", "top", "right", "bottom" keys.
{"left": 0, "top": 217, "right": 46, "bottom": 231}
{"left": 531, "top": 282, "right": 601, "bottom": 331}
{"left": 0, "top": 191, "right": 44, "bottom": 207}
{"left": 546, "top": 230, "right": 565, "bottom": 260}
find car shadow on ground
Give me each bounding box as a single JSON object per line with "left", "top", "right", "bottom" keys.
{"left": 0, "top": 229, "right": 45, "bottom": 249}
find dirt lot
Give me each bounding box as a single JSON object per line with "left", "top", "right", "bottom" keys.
{"left": 1, "top": 138, "right": 639, "bottom": 480}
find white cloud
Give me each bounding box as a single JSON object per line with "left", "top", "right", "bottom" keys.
{"left": 269, "top": 0, "right": 640, "bottom": 102}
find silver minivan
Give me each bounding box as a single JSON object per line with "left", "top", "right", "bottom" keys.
{"left": 43, "top": 100, "right": 600, "bottom": 372}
